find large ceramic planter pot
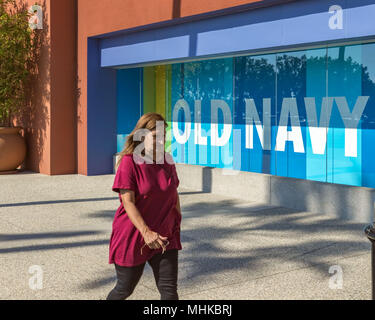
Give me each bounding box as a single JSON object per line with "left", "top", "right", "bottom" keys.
{"left": 0, "top": 127, "right": 27, "bottom": 173}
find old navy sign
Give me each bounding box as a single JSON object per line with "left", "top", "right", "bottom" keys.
{"left": 172, "top": 96, "right": 370, "bottom": 158}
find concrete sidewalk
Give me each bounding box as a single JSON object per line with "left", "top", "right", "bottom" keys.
{"left": 0, "top": 171, "right": 372, "bottom": 300}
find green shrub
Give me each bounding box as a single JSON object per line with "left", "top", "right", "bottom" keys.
{"left": 0, "top": 0, "right": 33, "bottom": 127}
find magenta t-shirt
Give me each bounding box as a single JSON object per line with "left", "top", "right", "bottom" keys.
{"left": 109, "top": 152, "right": 182, "bottom": 267}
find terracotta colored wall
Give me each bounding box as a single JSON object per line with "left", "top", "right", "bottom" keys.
{"left": 50, "top": 0, "right": 76, "bottom": 174}
{"left": 14, "top": 0, "right": 51, "bottom": 174}
{"left": 14, "top": 0, "right": 76, "bottom": 175}
{"left": 77, "top": 0, "right": 265, "bottom": 175}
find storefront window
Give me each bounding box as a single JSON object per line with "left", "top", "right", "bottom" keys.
{"left": 116, "top": 41, "right": 375, "bottom": 188}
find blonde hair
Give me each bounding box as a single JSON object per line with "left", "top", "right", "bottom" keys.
{"left": 115, "top": 112, "right": 168, "bottom": 171}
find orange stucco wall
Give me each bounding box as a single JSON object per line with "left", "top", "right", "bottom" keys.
{"left": 14, "top": 0, "right": 52, "bottom": 174}
{"left": 50, "top": 0, "right": 76, "bottom": 174}
{"left": 14, "top": 0, "right": 76, "bottom": 175}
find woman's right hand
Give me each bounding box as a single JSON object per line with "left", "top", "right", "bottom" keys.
{"left": 142, "top": 228, "right": 169, "bottom": 252}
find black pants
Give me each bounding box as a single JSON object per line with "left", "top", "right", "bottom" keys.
{"left": 106, "top": 249, "right": 179, "bottom": 300}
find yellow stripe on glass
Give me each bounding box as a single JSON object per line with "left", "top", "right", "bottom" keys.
{"left": 143, "top": 65, "right": 172, "bottom": 153}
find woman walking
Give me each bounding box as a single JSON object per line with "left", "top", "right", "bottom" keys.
{"left": 106, "top": 112, "right": 182, "bottom": 300}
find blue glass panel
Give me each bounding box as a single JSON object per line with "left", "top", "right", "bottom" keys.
{"left": 117, "top": 68, "right": 141, "bottom": 135}
{"left": 327, "top": 45, "right": 363, "bottom": 186}
{"left": 171, "top": 63, "right": 188, "bottom": 164}
{"left": 183, "top": 62, "right": 200, "bottom": 166}
{"left": 234, "top": 53, "right": 276, "bottom": 174}
{"left": 305, "top": 48, "right": 327, "bottom": 182}
{"left": 198, "top": 58, "right": 233, "bottom": 169}
{"left": 117, "top": 134, "right": 128, "bottom": 153}
{"left": 276, "top": 50, "right": 307, "bottom": 180}
{"left": 361, "top": 42, "right": 375, "bottom": 188}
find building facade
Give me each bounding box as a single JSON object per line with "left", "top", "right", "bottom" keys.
{"left": 16, "top": 0, "right": 375, "bottom": 221}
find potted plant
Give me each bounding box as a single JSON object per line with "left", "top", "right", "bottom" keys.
{"left": 0, "top": 0, "right": 34, "bottom": 173}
